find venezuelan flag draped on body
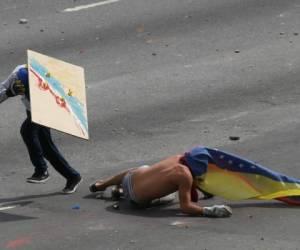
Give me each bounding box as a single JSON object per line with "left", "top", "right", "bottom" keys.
{"left": 184, "top": 146, "right": 300, "bottom": 204}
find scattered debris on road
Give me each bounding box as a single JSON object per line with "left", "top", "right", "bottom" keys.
{"left": 113, "top": 203, "right": 119, "bottom": 210}
{"left": 170, "top": 221, "right": 190, "bottom": 228}
{"left": 19, "top": 19, "right": 28, "bottom": 24}
{"left": 229, "top": 136, "right": 240, "bottom": 141}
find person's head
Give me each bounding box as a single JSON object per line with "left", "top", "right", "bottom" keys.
{"left": 17, "top": 66, "right": 29, "bottom": 98}
{"left": 184, "top": 146, "right": 209, "bottom": 177}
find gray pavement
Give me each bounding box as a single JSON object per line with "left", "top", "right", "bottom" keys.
{"left": 0, "top": 0, "right": 300, "bottom": 249}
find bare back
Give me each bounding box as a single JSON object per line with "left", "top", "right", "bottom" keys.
{"left": 131, "top": 155, "right": 193, "bottom": 202}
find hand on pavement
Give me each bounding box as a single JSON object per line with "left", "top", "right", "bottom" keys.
{"left": 202, "top": 205, "right": 232, "bottom": 218}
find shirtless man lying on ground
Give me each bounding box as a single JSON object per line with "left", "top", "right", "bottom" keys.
{"left": 89, "top": 154, "right": 232, "bottom": 218}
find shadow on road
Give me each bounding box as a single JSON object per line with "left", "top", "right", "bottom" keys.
{"left": 86, "top": 193, "right": 300, "bottom": 219}
{"left": 0, "top": 192, "right": 63, "bottom": 223}
{"left": 0, "top": 212, "right": 36, "bottom": 223}
{"left": 84, "top": 192, "right": 186, "bottom": 218}
{"left": 229, "top": 201, "right": 300, "bottom": 209}
{"left": 105, "top": 201, "right": 187, "bottom": 218}
{"left": 0, "top": 192, "right": 62, "bottom": 204}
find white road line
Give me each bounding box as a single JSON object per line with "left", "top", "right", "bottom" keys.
{"left": 63, "top": 0, "right": 119, "bottom": 12}
{"left": 0, "top": 206, "right": 16, "bottom": 211}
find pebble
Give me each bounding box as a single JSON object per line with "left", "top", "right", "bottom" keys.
{"left": 171, "top": 221, "right": 189, "bottom": 228}
{"left": 113, "top": 203, "right": 119, "bottom": 210}
{"left": 152, "top": 53, "right": 157, "bottom": 56}
{"left": 19, "top": 19, "right": 28, "bottom": 24}
{"left": 229, "top": 136, "right": 240, "bottom": 141}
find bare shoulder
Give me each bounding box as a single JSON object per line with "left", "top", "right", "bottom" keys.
{"left": 171, "top": 164, "right": 193, "bottom": 189}
{"left": 173, "top": 164, "right": 193, "bottom": 182}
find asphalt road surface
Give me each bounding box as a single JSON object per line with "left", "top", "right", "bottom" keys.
{"left": 0, "top": 0, "right": 299, "bottom": 249}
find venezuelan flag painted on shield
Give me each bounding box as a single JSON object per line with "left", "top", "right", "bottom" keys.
{"left": 184, "top": 146, "right": 300, "bottom": 204}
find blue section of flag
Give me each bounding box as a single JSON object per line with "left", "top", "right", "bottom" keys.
{"left": 185, "top": 146, "right": 300, "bottom": 184}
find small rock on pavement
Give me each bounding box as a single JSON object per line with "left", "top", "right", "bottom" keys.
{"left": 113, "top": 203, "right": 119, "bottom": 210}
{"left": 19, "top": 19, "right": 28, "bottom": 24}
{"left": 171, "top": 221, "right": 190, "bottom": 228}
{"left": 229, "top": 136, "right": 240, "bottom": 141}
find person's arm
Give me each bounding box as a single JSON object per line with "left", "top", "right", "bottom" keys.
{"left": 0, "top": 85, "right": 8, "bottom": 103}
{"left": 178, "top": 170, "right": 232, "bottom": 218}
{"left": 178, "top": 172, "right": 205, "bottom": 215}
{"left": 0, "top": 74, "right": 14, "bottom": 103}
{"left": 0, "top": 66, "right": 25, "bottom": 103}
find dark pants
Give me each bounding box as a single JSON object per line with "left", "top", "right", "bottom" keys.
{"left": 20, "top": 112, "right": 80, "bottom": 180}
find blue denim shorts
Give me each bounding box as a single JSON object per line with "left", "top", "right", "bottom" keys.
{"left": 122, "top": 165, "right": 150, "bottom": 204}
